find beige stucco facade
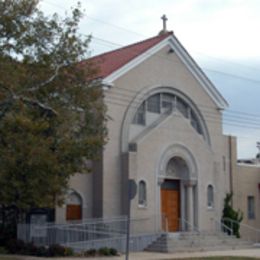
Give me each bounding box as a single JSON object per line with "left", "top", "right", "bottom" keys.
{"left": 54, "top": 33, "right": 260, "bottom": 237}
{"left": 56, "top": 36, "right": 235, "bottom": 234}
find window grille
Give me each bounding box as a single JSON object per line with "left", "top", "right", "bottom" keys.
{"left": 131, "top": 92, "right": 204, "bottom": 137}
{"left": 177, "top": 97, "right": 188, "bottom": 118}
{"left": 147, "top": 94, "right": 160, "bottom": 113}
{"left": 133, "top": 102, "right": 145, "bottom": 125}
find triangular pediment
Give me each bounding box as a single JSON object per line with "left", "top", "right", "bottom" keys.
{"left": 102, "top": 34, "right": 228, "bottom": 110}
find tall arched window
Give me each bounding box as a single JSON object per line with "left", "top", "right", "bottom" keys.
{"left": 207, "top": 185, "right": 214, "bottom": 208}
{"left": 132, "top": 92, "right": 205, "bottom": 138}
{"left": 138, "top": 180, "right": 147, "bottom": 207}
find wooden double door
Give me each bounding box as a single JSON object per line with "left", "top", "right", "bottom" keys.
{"left": 161, "top": 180, "right": 180, "bottom": 232}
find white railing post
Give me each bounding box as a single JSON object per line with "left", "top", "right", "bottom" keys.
{"left": 165, "top": 216, "right": 168, "bottom": 234}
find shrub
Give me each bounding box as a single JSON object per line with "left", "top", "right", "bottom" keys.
{"left": 0, "top": 246, "right": 8, "bottom": 254}
{"left": 109, "top": 248, "right": 117, "bottom": 256}
{"left": 47, "top": 244, "right": 74, "bottom": 257}
{"left": 222, "top": 193, "right": 243, "bottom": 238}
{"left": 5, "top": 239, "right": 25, "bottom": 254}
{"left": 35, "top": 246, "right": 48, "bottom": 257}
{"left": 20, "top": 242, "right": 37, "bottom": 255}
{"left": 84, "top": 248, "right": 96, "bottom": 256}
{"left": 98, "top": 247, "right": 110, "bottom": 256}
{"left": 4, "top": 239, "right": 73, "bottom": 257}
{"left": 64, "top": 246, "right": 74, "bottom": 256}
{"left": 48, "top": 244, "right": 66, "bottom": 256}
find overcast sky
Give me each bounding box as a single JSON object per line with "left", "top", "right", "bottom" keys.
{"left": 40, "top": 0, "right": 260, "bottom": 158}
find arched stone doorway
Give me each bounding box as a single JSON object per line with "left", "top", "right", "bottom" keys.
{"left": 161, "top": 157, "right": 187, "bottom": 232}
{"left": 158, "top": 146, "right": 198, "bottom": 232}
{"left": 66, "top": 190, "right": 83, "bottom": 221}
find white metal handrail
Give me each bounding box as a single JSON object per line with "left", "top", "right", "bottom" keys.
{"left": 223, "top": 217, "right": 260, "bottom": 243}
{"left": 179, "top": 218, "right": 200, "bottom": 233}
{"left": 213, "top": 218, "right": 233, "bottom": 236}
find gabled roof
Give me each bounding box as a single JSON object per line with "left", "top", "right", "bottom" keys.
{"left": 86, "top": 31, "right": 228, "bottom": 109}
{"left": 87, "top": 32, "right": 173, "bottom": 79}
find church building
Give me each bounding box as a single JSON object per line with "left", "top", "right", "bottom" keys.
{"left": 56, "top": 22, "right": 236, "bottom": 236}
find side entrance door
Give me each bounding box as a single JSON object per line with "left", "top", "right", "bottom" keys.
{"left": 161, "top": 179, "right": 180, "bottom": 232}
{"left": 66, "top": 205, "right": 82, "bottom": 221}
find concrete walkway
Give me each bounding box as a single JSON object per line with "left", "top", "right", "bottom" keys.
{"left": 7, "top": 248, "right": 260, "bottom": 259}
{"left": 84, "top": 249, "right": 260, "bottom": 259}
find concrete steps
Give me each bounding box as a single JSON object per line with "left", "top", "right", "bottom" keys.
{"left": 145, "top": 232, "right": 254, "bottom": 253}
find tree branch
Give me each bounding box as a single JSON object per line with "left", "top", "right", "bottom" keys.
{"left": 14, "top": 96, "right": 58, "bottom": 116}
{"left": 19, "top": 64, "right": 63, "bottom": 94}
{"left": 0, "top": 85, "right": 58, "bottom": 116}
{"left": 0, "top": 84, "right": 16, "bottom": 98}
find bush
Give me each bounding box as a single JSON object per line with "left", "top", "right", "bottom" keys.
{"left": 64, "top": 246, "right": 74, "bottom": 256}
{"left": 0, "top": 246, "right": 8, "bottom": 254}
{"left": 4, "top": 239, "right": 73, "bottom": 257}
{"left": 36, "top": 246, "right": 48, "bottom": 257}
{"left": 20, "top": 242, "right": 37, "bottom": 255}
{"left": 222, "top": 193, "right": 243, "bottom": 238}
{"left": 84, "top": 248, "right": 96, "bottom": 256}
{"left": 5, "top": 239, "right": 25, "bottom": 254}
{"left": 98, "top": 247, "right": 110, "bottom": 256}
{"left": 47, "top": 244, "right": 74, "bottom": 257}
{"left": 109, "top": 248, "right": 117, "bottom": 256}
{"left": 48, "top": 244, "right": 66, "bottom": 256}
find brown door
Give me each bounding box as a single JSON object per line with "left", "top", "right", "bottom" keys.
{"left": 161, "top": 180, "right": 180, "bottom": 232}
{"left": 66, "top": 205, "right": 82, "bottom": 221}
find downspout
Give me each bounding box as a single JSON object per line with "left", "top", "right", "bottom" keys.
{"left": 228, "top": 135, "right": 233, "bottom": 206}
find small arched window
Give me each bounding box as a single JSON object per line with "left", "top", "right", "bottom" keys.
{"left": 138, "top": 180, "right": 147, "bottom": 207}
{"left": 66, "top": 190, "right": 83, "bottom": 221}
{"left": 207, "top": 185, "right": 214, "bottom": 208}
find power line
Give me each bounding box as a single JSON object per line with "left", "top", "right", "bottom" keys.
{"left": 105, "top": 99, "right": 260, "bottom": 140}
{"left": 191, "top": 50, "right": 260, "bottom": 73}
{"left": 44, "top": 0, "right": 144, "bottom": 37}
{"left": 43, "top": 0, "right": 260, "bottom": 78}
{"left": 203, "top": 68, "right": 260, "bottom": 85}
{"left": 106, "top": 86, "right": 260, "bottom": 122}
{"left": 90, "top": 36, "right": 260, "bottom": 85}
{"left": 35, "top": 2, "right": 260, "bottom": 129}
{"left": 105, "top": 94, "right": 260, "bottom": 131}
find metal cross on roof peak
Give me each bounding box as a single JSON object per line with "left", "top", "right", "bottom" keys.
{"left": 161, "top": 14, "right": 168, "bottom": 32}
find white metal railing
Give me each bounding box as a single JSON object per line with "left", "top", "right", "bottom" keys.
{"left": 212, "top": 217, "right": 233, "bottom": 236}
{"left": 17, "top": 214, "right": 165, "bottom": 251}
{"left": 222, "top": 217, "right": 260, "bottom": 243}
{"left": 179, "top": 218, "right": 200, "bottom": 233}
{"left": 161, "top": 214, "right": 168, "bottom": 233}
{"left": 18, "top": 216, "right": 128, "bottom": 247}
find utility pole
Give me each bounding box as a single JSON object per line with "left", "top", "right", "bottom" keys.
{"left": 125, "top": 179, "right": 137, "bottom": 260}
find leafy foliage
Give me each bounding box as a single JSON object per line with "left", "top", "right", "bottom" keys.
{"left": 4, "top": 239, "right": 74, "bottom": 256}
{"left": 222, "top": 193, "right": 243, "bottom": 238}
{"left": 0, "top": 0, "right": 107, "bottom": 239}
{"left": 83, "top": 247, "right": 118, "bottom": 257}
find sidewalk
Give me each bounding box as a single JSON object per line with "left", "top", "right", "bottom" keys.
{"left": 5, "top": 249, "right": 260, "bottom": 259}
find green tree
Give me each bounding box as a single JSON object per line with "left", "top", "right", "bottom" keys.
{"left": 222, "top": 193, "right": 243, "bottom": 238}
{"left": 0, "top": 0, "right": 107, "bottom": 242}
